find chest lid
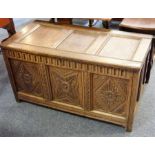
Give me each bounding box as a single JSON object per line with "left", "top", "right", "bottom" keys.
{"left": 1, "top": 21, "right": 152, "bottom": 70}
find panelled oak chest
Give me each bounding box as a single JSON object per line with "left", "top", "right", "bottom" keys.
{"left": 0, "top": 21, "right": 153, "bottom": 131}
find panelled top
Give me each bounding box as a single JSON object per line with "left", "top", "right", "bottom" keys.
{"left": 1, "top": 21, "right": 153, "bottom": 70}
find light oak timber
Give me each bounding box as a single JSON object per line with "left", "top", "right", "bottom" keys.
{"left": 120, "top": 18, "right": 155, "bottom": 31}
{"left": 0, "top": 21, "right": 153, "bottom": 131}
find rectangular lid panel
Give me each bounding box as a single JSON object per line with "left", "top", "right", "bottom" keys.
{"left": 98, "top": 36, "right": 140, "bottom": 60}
{"left": 17, "top": 25, "right": 73, "bottom": 48}
{"left": 57, "top": 30, "right": 100, "bottom": 53}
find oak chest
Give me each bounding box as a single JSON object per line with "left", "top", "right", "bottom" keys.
{"left": 0, "top": 21, "right": 153, "bottom": 131}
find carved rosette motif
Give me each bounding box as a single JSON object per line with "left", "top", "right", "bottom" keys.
{"left": 10, "top": 59, "right": 44, "bottom": 97}
{"left": 93, "top": 74, "right": 129, "bottom": 115}
{"left": 49, "top": 67, "right": 82, "bottom": 107}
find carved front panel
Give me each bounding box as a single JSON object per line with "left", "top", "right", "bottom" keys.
{"left": 93, "top": 74, "right": 130, "bottom": 116}
{"left": 49, "top": 67, "right": 83, "bottom": 108}
{"left": 10, "top": 59, "right": 45, "bottom": 98}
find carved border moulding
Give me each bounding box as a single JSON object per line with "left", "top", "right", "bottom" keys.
{"left": 83, "top": 72, "right": 92, "bottom": 111}
{"left": 5, "top": 49, "right": 132, "bottom": 79}
{"left": 6, "top": 49, "right": 44, "bottom": 63}
{"left": 93, "top": 74, "right": 130, "bottom": 116}
{"left": 41, "top": 65, "right": 52, "bottom": 100}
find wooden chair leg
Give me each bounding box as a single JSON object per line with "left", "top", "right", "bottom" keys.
{"left": 49, "top": 18, "right": 55, "bottom": 23}
{"left": 145, "top": 38, "right": 154, "bottom": 83}
{"left": 89, "top": 19, "right": 94, "bottom": 27}
{"left": 4, "top": 19, "right": 16, "bottom": 36}
{"left": 102, "top": 20, "right": 109, "bottom": 29}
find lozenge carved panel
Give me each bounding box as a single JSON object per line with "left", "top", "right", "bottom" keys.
{"left": 93, "top": 74, "right": 130, "bottom": 116}
{"left": 49, "top": 67, "right": 83, "bottom": 108}
{"left": 10, "top": 59, "right": 45, "bottom": 98}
